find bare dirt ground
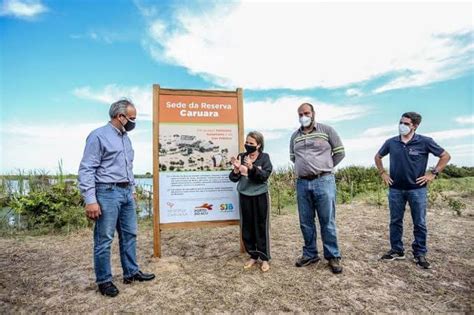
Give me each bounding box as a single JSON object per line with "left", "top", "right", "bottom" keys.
{"left": 1, "top": 201, "right": 473, "bottom": 313}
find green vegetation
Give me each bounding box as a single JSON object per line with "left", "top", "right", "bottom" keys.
{"left": 0, "top": 161, "right": 89, "bottom": 234}
{"left": 268, "top": 165, "right": 474, "bottom": 216}
{"left": 1, "top": 164, "right": 472, "bottom": 234}
{"left": 269, "top": 166, "right": 297, "bottom": 215}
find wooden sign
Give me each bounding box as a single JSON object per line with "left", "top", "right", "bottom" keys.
{"left": 152, "top": 85, "right": 244, "bottom": 257}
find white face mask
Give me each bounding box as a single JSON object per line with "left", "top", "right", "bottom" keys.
{"left": 399, "top": 124, "right": 411, "bottom": 136}
{"left": 299, "top": 115, "right": 312, "bottom": 128}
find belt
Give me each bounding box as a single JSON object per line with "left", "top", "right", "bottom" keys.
{"left": 97, "top": 182, "right": 130, "bottom": 188}
{"left": 299, "top": 172, "right": 331, "bottom": 180}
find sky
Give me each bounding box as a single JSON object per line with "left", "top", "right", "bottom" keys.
{"left": 0, "top": 0, "right": 473, "bottom": 174}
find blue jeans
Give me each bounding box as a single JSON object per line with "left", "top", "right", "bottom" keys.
{"left": 94, "top": 184, "right": 139, "bottom": 284}
{"left": 297, "top": 174, "right": 340, "bottom": 259}
{"left": 388, "top": 187, "right": 428, "bottom": 257}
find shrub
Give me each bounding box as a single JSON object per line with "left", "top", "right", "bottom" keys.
{"left": 9, "top": 182, "right": 89, "bottom": 231}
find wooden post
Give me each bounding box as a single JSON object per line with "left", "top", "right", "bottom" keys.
{"left": 237, "top": 88, "right": 245, "bottom": 254}
{"left": 152, "top": 84, "right": 161, "bottom": 258}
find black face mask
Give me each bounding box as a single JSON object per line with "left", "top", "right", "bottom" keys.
{"left": 121, "top": 115, "right": 136, "bottom": 132}
{"left": 244, "top": 144, "right": 257, "bottom": 153}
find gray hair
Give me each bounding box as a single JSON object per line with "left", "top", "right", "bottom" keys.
{"left": 109, "top": 98, "right": 135, "bottom": 118}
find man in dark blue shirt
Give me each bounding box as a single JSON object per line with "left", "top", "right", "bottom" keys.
{"left": 375, "top": 112, "right": 450, "bottom": 269}
{"left": 79, "top": 99, "right": 155, "bottom": 297}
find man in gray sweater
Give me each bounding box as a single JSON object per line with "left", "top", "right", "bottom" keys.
{"left": 290, "top": 103, "right": 345, "bottom": 273}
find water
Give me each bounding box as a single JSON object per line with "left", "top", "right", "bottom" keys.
{"left": 2, "top": 178, "right": 155, "bottom": 193}
{"left": 1, "top": 178, "right": 156, "bottom": 227}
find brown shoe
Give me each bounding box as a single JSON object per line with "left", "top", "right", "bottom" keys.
{"left": 328, "top": 258, "right": 343, "bottom": 274}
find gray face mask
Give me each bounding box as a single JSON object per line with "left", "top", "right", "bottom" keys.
{"left": 399, "top": 124, "right": 411, "bottom": 136}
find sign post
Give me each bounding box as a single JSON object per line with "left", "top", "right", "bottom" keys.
{"left": 152, "top": 85, "right": 244, "bottom": 257}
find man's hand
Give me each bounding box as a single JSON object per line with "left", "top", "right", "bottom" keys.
{"left": 133, "top": 192, "right": 138, "bottom": 202}
{"left": 380, "top": 172, "right": 393, "bottom": 186}
{"left": 85, "top": 203, "right": 101, "bottom": 220}
{"left": 416, "top": 173, "right": 436, "bottom": 186}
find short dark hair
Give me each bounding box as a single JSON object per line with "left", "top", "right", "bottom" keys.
{"left": 298, "top": 102, "right": 315, "bottom": 113}
{"left": 402, "top": 112, "right": 422, "bottom": 126}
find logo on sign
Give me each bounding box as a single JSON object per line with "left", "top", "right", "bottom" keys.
{"left": 194, "top": 203, "right": 213, "bottom": 216}
{"left": 219, "top": 203, "right": 234, "bottom": 212}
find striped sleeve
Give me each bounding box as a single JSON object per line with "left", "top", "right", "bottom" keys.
{"left": 327, "top": 126, "right": 345, "bottom": 166}
{"left": 289, "top": 131, "right": 298, "bottom": 163}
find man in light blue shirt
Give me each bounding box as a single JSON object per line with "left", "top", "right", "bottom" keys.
{"left": 78, "top": 99, "right": 155, "bottom": 297}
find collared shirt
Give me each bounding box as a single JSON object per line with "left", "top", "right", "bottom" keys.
{"left": 289, "top": 122, "right": 345, "bottom": 178}
{"left": 378, "top": 133, "right": 444, "bottom": 190}
{"left": 78, "top": 123, "right": 135, "bottom": 204}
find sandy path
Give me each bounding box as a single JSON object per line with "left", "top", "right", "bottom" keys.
{"left": 1, "top": 202, "right": 472, "bottom": 313}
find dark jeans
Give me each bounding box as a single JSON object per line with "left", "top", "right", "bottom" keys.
{"left": 388, "top": 187, "right": 428, "bottom": 257}
{"left": 94, "top": 183, "right": 139, "bottom": 284}
{"left": 239, "top": 193, "right": 271, "bottom": 261}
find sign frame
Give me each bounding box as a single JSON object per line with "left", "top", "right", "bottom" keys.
{"left": 152, "top": 85, "right": 244, "bottom": 257}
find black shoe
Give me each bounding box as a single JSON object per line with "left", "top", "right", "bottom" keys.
{"left": 295, "top": 256, "right": 321, "bottom": 267}
{"left": 98, "top": 282, "right": 119, "bottom": 297}
{"left": 381, "top": 250, "right": 406, "bottom": 261}
{"left": 414, "top": 256, "right": 432, "bottom": 269}
{"left": 328, "top": 257, "right": 343, "bottom": 274}
{"left": 123, "top": 270, "right": 156, "bottom": 284}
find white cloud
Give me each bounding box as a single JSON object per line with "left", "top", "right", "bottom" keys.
{"left": 2, "top": 121, "right": 472, "bottom": 174}
{"left": 455, "top": 115, "right": 474, "bottom": 124}
{"left": 345, "top": 126, "right": 474, "bottom": 153}
{"left": 338, "top": 126, "right": 474, "bottom": 167}
{"left": 70, "top": 31, "right": 129, "bottom": 44}
{"left": 1, "top": 122, "right": 103, "bottom": 173}
{"left": 140, "top": 2, "right": 473, "bottom": 92}
{"left": 426, "top": 128, "right": 474, "bottom": 141}
{"left": 73, "top": 85, "right": 370, "bottom": 131}
{"left": 345, "top": 88, "right": 364, "bottom": 97}
{"left": 361, "top": 125, "right": 396, "bottom": 138}
{"left": 0, "top": 121, "right": 153, "bottom": 174}
{"left": 0, "top": 0, "right": 47, "bottom": 18}
{"left": 444, "top": 144, "right": 474, "bottom": 158}
{"left": 244, "top": 96, "right": 370, "bottom": 132}
{"left": 73, "top": 85, "right": 152, "bottom": 120}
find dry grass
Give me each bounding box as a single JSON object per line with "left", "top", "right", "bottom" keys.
{"left": 1, "top": 201, "right": 473, "bottom": 313}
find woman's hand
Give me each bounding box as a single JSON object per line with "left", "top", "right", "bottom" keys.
{"left": 243, "top": 156, "right": 253, "bottom": 170}
{"left": 231, "top": 156, "right": 241, "bottom": 173}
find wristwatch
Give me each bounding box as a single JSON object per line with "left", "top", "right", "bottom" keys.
{"left": 430, "top": 168, "right": 439, "bottom": 176}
